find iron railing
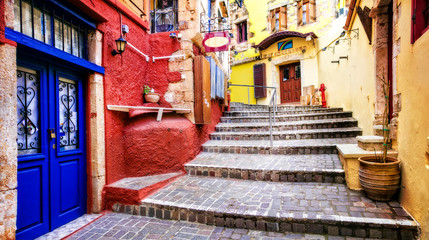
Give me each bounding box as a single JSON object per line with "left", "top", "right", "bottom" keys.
{"left": 227, "top": 83, "right": 277, "bottom": 146}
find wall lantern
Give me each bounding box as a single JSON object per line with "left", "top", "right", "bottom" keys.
{"left": 112, "top": 37, "right": 127, "bottom": 56}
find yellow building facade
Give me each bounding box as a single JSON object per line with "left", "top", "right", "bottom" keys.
{"left": 229, "top": 0, "right": 350, "bottom": 105}
{"left": 230, "top": 0, "right": 429, "bottom": 237}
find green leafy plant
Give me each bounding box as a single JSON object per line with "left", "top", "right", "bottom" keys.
{"left": 143, "top": 85, "right": 152, "bottom": 94}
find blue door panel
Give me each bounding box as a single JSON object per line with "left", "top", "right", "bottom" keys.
{"left": 60, "top": 160, "right": 80, "bottom": 212}
{"left": 16, "top": 59, "right": 86, "bottom": 239}
{"left": 17, "top": 167, "right": 43, "bottom": 229}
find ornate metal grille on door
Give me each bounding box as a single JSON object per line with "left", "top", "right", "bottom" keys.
{"left": 17, "top": 69, "right": 41, "bottom": 155}
{"left": 59, "top": 78, "right": 78, "bottom": 151}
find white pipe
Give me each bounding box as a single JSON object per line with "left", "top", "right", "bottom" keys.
{"left": 127, "top": 43, "right": 150, "bottom": 62}
{"left": 153, "top": 54, "right": 185, "bottom": 62}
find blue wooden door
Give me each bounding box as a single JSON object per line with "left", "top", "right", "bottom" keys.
{"left": 16, "top": 61, "right": 87, "bottom": 239}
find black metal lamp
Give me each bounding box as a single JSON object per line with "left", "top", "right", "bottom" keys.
{"left": 112, "top": 37, "right": 127, "bottom": 56}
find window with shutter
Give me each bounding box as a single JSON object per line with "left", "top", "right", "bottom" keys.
{"left": 253, "top": 63, "right": 267, "bottom": 98}
{"left": 270, "top": 7, "right": 287, "bottom": 33}
{"left": 297, "top": 0, "right": 311, "bottom": 25}
{"left": 236, "top": 21, "right": 248, "bottom": 43}
{"left": 412, "top": 0, "right": 429, "bottom": 42}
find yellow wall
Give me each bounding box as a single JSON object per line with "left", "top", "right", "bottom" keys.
{"left": 230, "top": 0, "right": 338, "bottom": 104}
{"left": 316, "top": 3, "right": 375, "bottom": 135}
{"left": 395, "top": 0, "right": 429, "bottom": 238}
{"left": 229, "top": 62, "right": 257, "bottom": 104}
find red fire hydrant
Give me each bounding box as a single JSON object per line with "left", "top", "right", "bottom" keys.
{"left": 227, "top": 93, "right": 231, "bottom": 112}
{"left": 319, "top": 83, "right": 327, "bottom": 108}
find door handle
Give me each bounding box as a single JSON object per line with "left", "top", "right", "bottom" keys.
{"left": 49, "top": 128, "right": 56, "bottom": 139}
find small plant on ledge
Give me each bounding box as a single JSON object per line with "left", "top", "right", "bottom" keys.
{"left": 143, "top": 85, "right": 160, "bottom": 103}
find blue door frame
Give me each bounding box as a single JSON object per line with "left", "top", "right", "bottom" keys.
{"left": 16, "top": 50, "right": 87, "bottom": 240}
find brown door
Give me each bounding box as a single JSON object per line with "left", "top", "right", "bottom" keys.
{"left": 280, "top": 63, "right": 301, "bottom": 103}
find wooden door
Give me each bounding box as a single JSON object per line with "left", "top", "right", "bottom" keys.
{"left": 280, "top": 63, "right": 301, "bottom": 103}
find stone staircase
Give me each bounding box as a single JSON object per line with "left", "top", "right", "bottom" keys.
{"left": 113, "top": 103, "right": 419, "bottom": 239}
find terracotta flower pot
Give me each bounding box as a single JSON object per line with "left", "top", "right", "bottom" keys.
{"left": 144, "top": 93, "right": 160, "bottom": 103}
{"left": 358, "top": 156, "right": 401, "bottom": 201}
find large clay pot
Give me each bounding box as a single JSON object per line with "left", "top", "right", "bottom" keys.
{"left": 358, "top": 156, "right": 401, "bottom": 201}
{"left": 144, "top": 93, "right": 160, "bottom": 103}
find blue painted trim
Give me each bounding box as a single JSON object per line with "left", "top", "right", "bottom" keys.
{"left": 208, "top": 0, "right": 211, "bottom": 32}
{"left": 6, "top": 28, "right": 105, "bottom": 74}
{"left": 46, "top": 0, "right": 96, "bottom": 28}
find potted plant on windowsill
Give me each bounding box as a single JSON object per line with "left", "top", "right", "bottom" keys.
{"left": 143, "top": 85, "right": 160, "bottom": 103}
{"left": 358, "top": 74, "right": 401, "bottom": 201}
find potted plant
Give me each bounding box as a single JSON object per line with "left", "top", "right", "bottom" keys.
{"left": 143, "top": 85, "right": 160, "bottom": 103}
{"left": 358, "top": 74, "right": 401, "bottom": 201}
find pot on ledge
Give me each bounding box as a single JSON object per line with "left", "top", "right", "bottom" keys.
{"left": 144, "top": 93, "right": 160, "bottom": 103}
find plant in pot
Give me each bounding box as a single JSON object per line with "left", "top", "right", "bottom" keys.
{"left": 358, "top": 74, "right": 401, "bottom": 201}
{"left": 143, "top": 85, "right": 160, "bottom": 103}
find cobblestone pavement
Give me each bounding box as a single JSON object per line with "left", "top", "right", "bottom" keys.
{"left": 143, "top": 176, "right": 413, "bottom": 223}
{"left": 67, "top": 212, "right": 387, "bottom": 240}
{"left": 37, "top": 214, "right": 101, "bottom": 240}
{"left": 186, "top": 153, "right": 343, "bottom": 173}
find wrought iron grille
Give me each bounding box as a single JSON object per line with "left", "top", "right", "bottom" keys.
{"left": 150, "top": 0, "right": 178, "bottom": 33}
{"left": 17, "top": 69, "right": 41, "bottom": 155}
{"left": 13, "top": 0, "right": 90, "bottom": 59}
{"left": 59, "top": 79, "right": 78, "bottom": 151}
{"left": 200, "top": 12, "right": 231, "bottom": 33}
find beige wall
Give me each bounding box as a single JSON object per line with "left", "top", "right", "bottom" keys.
{"left": 317, "top": 14, "right": 375, "bottom": 135}
{"left": 394, "top": 0, "right": 429, "bottom": 238}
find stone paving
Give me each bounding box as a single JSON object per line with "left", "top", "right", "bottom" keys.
{"left": 210, "top": 128, "right": 362, "bottom": 140}
{"left": 186, "top": 153, "right": 343, "bottom": 172}
{"left": 221, "top": 111, "right": 353, "bottom": 123}
{"left": 108, "top": 104, "right": 419, "bottom": 239}
{"left": 37, "top": 214, "right": 101, "bottom": 240}
{"left": 67, "top": 212, "right": 388, "bottom": 240}
{"left": 108, "top": 172, "right": 183, "bottom": 190}
{"left": 184, "top": 153, "right": 345, "bottom": 183}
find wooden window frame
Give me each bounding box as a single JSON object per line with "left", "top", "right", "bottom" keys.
{"left": 270, "top": 7, "right": 287, "bottom": 33}
{"left": 412, "top": 0, "right": 429, "bottom": 42}
{"left": 298, "top": 0, "right": 316, "bottom": 26}
{"left": 237, "top": 21, "right": 248, "bottom": 43}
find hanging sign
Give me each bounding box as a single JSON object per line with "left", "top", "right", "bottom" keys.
{"left": 203, "top": 32, "right": 231, "bottom": 52}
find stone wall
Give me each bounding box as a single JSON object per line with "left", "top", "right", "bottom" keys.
{"left": 0, "top": 0, "right": 17, "bottom": 238}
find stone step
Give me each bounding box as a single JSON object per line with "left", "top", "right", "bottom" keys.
{"left": 113, "top": 176, "right": 418, "bottom": 239}
{"left": 221, "top": 111, "right": 353, "bottom": 123}
{"left": 202, "top": 138, "right": 357, "bottom": 155}
{"left": 215, "top": 118, "right": 358, "bottom": 132}
{"left": 224, "top": 108, "right": 343, "bottom": 117}
{"left": 229, "top": 104, "right": 323, "bottom": 111}
{"left": 210, "top": 127, "right": 362, "bottom": 141}
{"left": 185, "top": 153, "right": 345, "bottom": 184}
{"left": 104, "top": 172, "right": 184, "bottom": 208}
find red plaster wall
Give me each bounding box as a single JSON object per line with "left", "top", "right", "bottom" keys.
{"left": 85, "top": 0, "right": 224, "bottom": 191}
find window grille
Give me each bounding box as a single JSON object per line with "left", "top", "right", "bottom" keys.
{"left": 13, "top": 0, "right": 91, "bottom": 59}
{"left": 150, "top": 0, "right": 178, "bottom": 33}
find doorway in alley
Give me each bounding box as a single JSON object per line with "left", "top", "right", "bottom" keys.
{"left": 16, "top": 57, "right": 87, "bottom": 240}
{"left": 279, "top": 63, "right": 301, "bottom": 103}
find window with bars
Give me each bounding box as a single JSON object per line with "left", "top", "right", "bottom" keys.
{"left": 270, "top": 6, "right": 287, "bottom": 33}
{"left": 297, "top": 0, "right": 316, "bottom": 26}
{"left": 13, "top": 0, "right": 90, "bottom": 59}
{"left": 412, "top": 0, "right": 429, "bottom": 42}
{"left": 150, "top": 0, "right": 178, "bottom": 33}
{"left": 237, "top": 21, "right": 247, "bottom": 43}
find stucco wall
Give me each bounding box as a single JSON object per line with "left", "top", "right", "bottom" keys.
{"left": 317, "top": 13, "right": 375, "bottom": 135}
{"left": 394, "top": 0, "right": 429, "bottom": 238}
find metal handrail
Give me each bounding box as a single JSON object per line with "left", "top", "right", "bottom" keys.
{"left": 227, "top": 83, "right": 277, "bottom": 146}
